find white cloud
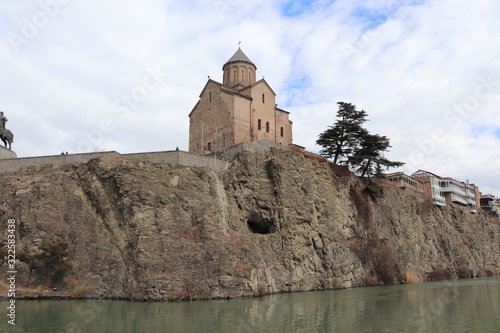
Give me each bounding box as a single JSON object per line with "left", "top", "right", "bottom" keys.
{"left": 1, "top": 0, "right": 499, "bottom": 195}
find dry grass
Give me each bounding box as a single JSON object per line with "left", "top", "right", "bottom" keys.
{"left": 0, "top": 280, "right": 8, "bottom": 293}
{"left": 363, "top": 266, "right": 381, "bottom": 287}
{"left": 65, "top": 278, "right": 79, "bottom": 285}
{"left": 252, "top": 285, "right": 267, "bottom": 297}
{"left": 349, "top": 237, "right": 402, "bottom": 285}
{"left": 16, "top": 285, "right": 52, "bottom": 298}
{"left": 70, "top": 284, "right": 97, "bottom": 298}
{"left": 370, "top": 178, "right": 399, "bottom": 189}
{"left": 328, "top": 162, "right": 352, "bottom": 177}
{"left": 404, "top": 271, "right": 421, "bottom": 284}
{"left": 456, "top": 266, "right": 472, "bottom": 279}
{"left": 426, "top": 269, "right": 454, "bottom": 281}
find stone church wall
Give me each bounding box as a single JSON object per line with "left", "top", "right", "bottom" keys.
{"left": 189, "top": 82, "right": 235, "bottom": 153}
{"left": 275, "top": 110, "right": 293, "bottom": 145}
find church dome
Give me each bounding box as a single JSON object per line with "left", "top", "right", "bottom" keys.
{"left": 222, "top": 47, "right": 257, "bottom": 87}
{"left": 223, "top": 47, "right": 255, "bottom": 67}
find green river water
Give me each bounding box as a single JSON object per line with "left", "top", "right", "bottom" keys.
{"left": 2, "top": 277, "right": 499, "bottom": 332}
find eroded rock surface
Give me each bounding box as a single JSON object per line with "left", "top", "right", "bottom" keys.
{"left": 1, "top": 149, "right": 498, "bottom": 300}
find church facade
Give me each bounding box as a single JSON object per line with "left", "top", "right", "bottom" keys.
{"left": 188, "top": 47, "right": 293, "bottom": 154}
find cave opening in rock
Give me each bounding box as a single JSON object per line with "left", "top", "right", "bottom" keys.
{"left": 247, "top": 212, "right": 275, "bottom": 234}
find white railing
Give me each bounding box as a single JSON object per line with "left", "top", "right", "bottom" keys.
{"left": 433, "top": 195, "right": 446, "bottom": 206}
{"left": 451, "top": 193, "right": 467, "bottom": 205}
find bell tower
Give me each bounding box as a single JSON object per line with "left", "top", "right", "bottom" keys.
{"left": 222, "top": 46, "right": 257, "bottom": 89}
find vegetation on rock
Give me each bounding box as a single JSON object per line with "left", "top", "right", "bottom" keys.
{"left": 316, "top": 102, "right": 404, "bottom": 177}
{"left": 18, "top": 239, "right": 72, "bottom": 286}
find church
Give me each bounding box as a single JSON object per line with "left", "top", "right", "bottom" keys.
{"left": 188, "top": 47, "right": 293, "bottom": 154}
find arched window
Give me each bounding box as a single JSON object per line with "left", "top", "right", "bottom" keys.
{"left": 262, "top": 94, "right": 265, "bottom": 103}
{"left": 266, "top": 122, "right": 270, "bottom": 133}
{"left": 258, "top": 119, "right": 261, "bottom": 130}
{"left": 209, "top": 92, "right": 211, "bottom": 103}
{"left": 249, "top": 71, "right": 251, "bottom": 81}
{"left": 233, "top": 69, "right": 236, "bottom": 81}
{"left": 242, "top": 69, "right": 244, "bottom": 81}
{"left": 280, "top": 127, "right": 284, "bottom": 137}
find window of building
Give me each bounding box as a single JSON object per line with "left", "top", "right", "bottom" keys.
{"left": 242, "top": 69, "right": 244, "bottom": 81}
{"left": 233, "top": 69, "right": 236, "bottom": 81}
{"left": 280, "top": 127, "right": 284, "bottom": 137}
{"left": 207, "top": 142, "right": 212, "bottom": 151}
{"left": 258, "top": 119, "right": 261, "bottom": 130}
{"left": 266, "top": 122, "right": 270, "bottom": 133}
{"left": 262, "top": 94, "right": 265, "bottom": 103}
{"left": 209, "top": 92, "right": 211, "bottom": 103}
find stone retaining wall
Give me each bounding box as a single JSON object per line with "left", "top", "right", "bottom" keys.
{"left": 222, "top": 140, "right": 290, "bottom": 160}
{"left": 0, "top": 141, "right": 292, "bottom": 174}
{"left": 0, "top": 146, "right": 17, "bottom": 160}
{"left": 0, "top": 150, "right": 228, "bottom": 174}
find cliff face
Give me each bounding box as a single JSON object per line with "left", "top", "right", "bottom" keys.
{"left": 1, "top": 149, "right": 499, "bottom": 300}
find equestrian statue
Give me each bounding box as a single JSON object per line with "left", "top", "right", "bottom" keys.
{"left": 0, "top": 111, "right": 14, "bottom": 150}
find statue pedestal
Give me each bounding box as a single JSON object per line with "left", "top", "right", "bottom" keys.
{"left": 0, "top": 146, "right": 16, "bottom": 159}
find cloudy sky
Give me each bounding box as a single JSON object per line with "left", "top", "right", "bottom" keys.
{"left": 1, "top": 0, "right": 500, "bottom": 196}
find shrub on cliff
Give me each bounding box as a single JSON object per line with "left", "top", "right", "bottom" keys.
{"left": 18, "top": 238, "right": 72, "bottom": 286}
{"left": 0, "top": 247, "right": 9, "bottom": 269}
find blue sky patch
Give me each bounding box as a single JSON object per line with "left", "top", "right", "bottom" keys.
{"left": 470, "top": 125, "right": 500, "bottom": 138}
{"left": 281, "top": 0, "right": 335, "bottom": 17}
{"left": 283, "top": 74, "right": 312, "bottom": 106}
{"left": 352, "top": 7, "right": 394, "bottom": 32}
{"left": 352, "top": 1, "right": 426, "bottom": 32}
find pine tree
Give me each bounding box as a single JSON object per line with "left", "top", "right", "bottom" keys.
{"left": 316, "top": 102, "right": 367, "bottom": 164}
{"left": 348, "top": 129, "right": 404, "bottom": 177}
{"left": 317, "top": 102, "right": 404, "bottom": 176}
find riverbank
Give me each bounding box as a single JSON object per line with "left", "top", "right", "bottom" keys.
{"left": 1, "top": 275, "right": 499, "bottom": 302}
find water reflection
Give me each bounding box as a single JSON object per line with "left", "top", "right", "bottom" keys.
{"left": 2, "top": 277, "right": 499, "bottom": 332}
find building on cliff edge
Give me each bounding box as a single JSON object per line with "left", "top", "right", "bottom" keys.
{"left": 385, "top": 170, "right": 482, "bottom": 213}
{"left": 385, "top": 171, "right": 425, "bottom": 198}
{"left": 480, "top": 194, "right": 500, "bottom": 216}
{"left": 411, "top": 170, "right": 480, "bottom": 213}
{"left": 188, "top": 47, "right": 293, "bottom": 154}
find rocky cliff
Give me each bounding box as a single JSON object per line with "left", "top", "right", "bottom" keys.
{"left": 1, "top": 149, "right": 499, "bottom": 300}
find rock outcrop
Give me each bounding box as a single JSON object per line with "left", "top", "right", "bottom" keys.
{"left": 1, "top": 149, "right": 499, "bottom": 300}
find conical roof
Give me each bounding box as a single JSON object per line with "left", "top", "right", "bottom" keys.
{"left": 224, "top": 48, "right": 255, "bottom": 67}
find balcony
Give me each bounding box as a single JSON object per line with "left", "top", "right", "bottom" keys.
{"left": 451, "top": 193, "right": 467, "bottom": 205}
{"left": 467, "top": 197, "right": 476, "bottom": 205}
{"left": 433, "top": 195, "right": 446, "bottom": 206}
{"left": 439, "top": 181, "right": 466, "bottom": 196}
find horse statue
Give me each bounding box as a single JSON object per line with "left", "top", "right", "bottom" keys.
{"left": 1, "top": 128, "right": 14, "bottom": 150}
